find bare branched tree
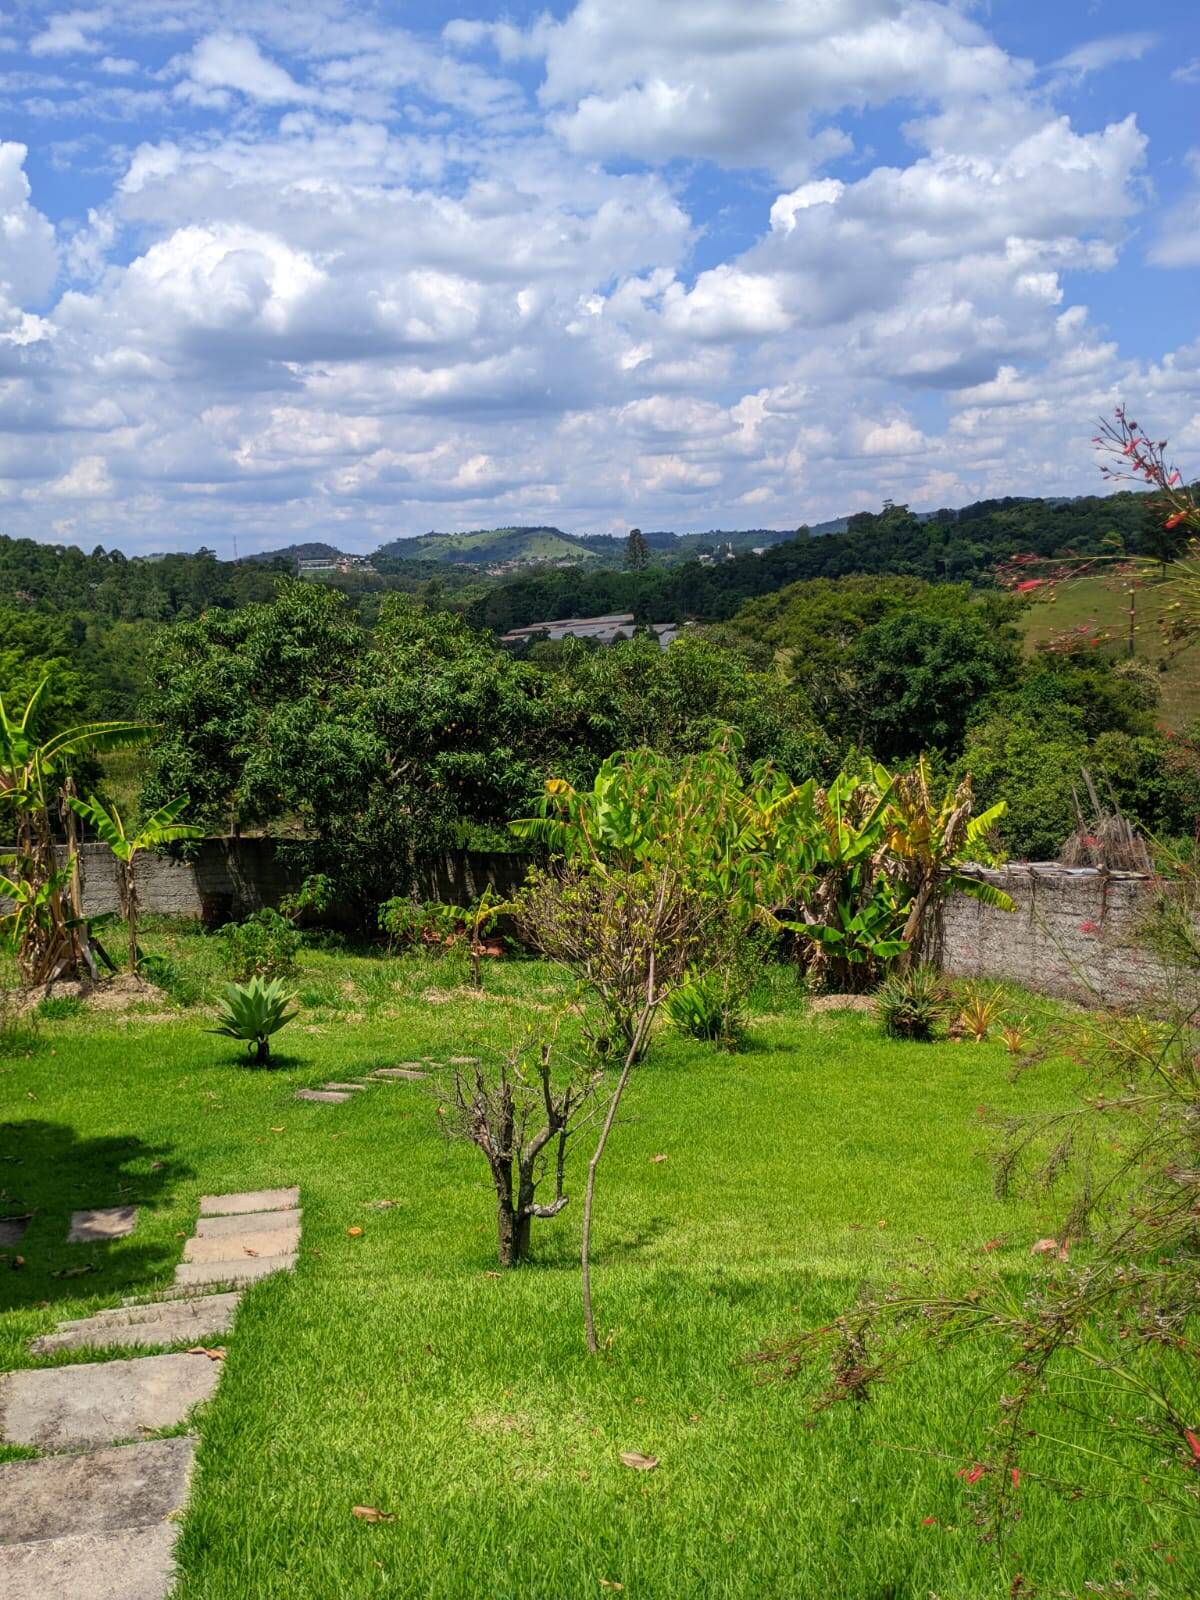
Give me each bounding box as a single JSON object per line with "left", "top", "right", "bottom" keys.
{"left": 441, "top": 1039, "right": 602, "bottom": 1267}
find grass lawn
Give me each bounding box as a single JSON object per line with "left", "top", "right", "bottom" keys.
{"left": 1, "top": 929, "right": 1193, "bottom": 1598}
{"left": 1020, "top": 573, "right": 1200, "bottom": 730}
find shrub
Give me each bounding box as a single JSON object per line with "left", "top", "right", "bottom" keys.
{"left": 218, "top": 908, "right": 302, "bottom": 982}
{"left": 210, "top": 976, "right": 299, "bottom": 1066}
{"left": 279, "top": 873, "right": 336, "bottom": 926}
{"left": 873, "top": 966, "right": 947, "bottom": 1041}
{"left": 953, "top": 983, "right": 1004, "bottom": 1043}
{"left": 664, "top": 968, "right": 748, "bottom": 1047}
{"left": 378, "top": 897, "right": 463, "bottom": 952}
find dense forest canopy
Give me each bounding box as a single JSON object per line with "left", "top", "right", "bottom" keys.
{"left": 3, "top": 481, "right": 1196, "bottom": 882}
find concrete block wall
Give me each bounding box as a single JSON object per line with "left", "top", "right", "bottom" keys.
{"left": 940, "top": 865, "right": 1173, "bottom": 1006}
{"left": 64, "top": 840, "right": 530, "bottom": 928}
{"left": 14, "top": 841, "right": 1189, "bottom": 1006}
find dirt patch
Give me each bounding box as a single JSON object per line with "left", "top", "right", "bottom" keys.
{"left": 807, "top": 993, "right": 876, "bottom": 1014}
{"left": 19, "top": 974, "right": 170, "bottom": 1015}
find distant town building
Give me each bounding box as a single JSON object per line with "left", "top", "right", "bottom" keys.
{"left": 500, "top": 613, "right": 685, "bottom": 650}
{"left": 297, "top": 555, "right": 376, "bottom": 576}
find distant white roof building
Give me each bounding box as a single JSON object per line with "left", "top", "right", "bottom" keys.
{"left": 500, "top": 613, "right": 683, "bottom": 649}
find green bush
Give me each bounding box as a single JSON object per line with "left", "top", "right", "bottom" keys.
{"left": 664, "top": 968, "right": 748, "bottom": 1048}
{"left": 873, "top": 966, "right": 948, "bottom": 1042}
{"left": 218, "top": 908, "right": 302, "bottom": 983}
{"left": 210, "top": 976, "right": 299, "bottom": 1066}
{"left": 378, "top": 898, "right": 463, "bottom": 951}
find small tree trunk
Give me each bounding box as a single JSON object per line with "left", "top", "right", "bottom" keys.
{"left": 125, "top": 860, "right": 139, "bottom": 978}
{"left": 254, "top": 1036, "right": 269, "bottom": 1066}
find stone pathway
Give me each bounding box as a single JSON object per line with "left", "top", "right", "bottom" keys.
{"left": 68, "top": 1206, "right": 139, "bottom": 1243}
{"left": 295, "top": 1064, "right": 440, "bottom": 1101}
{"left": 0, "top": 1185, "right": 301, "bottom": 1600}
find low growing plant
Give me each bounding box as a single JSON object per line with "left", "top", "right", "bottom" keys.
{"left": 218, "top": 908, "right": 302, "bottom": 983}
{"left": 954, "top": 984, "right": 1004, "bottom": 1043}
{"left": 210, "top": 975, "right": 299, "bottom": 1066}
{"left": 873, "top": 965, "right": 947, "bottom": 1041}
{"left": 664, "top": 967, "right": 748, "bottom": 1047}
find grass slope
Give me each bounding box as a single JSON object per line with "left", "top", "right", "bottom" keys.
{"left": 376, "top": 527, "right": 596, "bottom": 567}
{"left": 2, "top": 935, "right": 1192, "bottom": 1597}
{"left": 1021, "top": 574, "right": 1200, "bottom": 730}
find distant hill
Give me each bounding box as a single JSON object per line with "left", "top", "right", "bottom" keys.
{"left": 374, "top": 526, "right": 596, "bottom": 569}
{"left": 244, "top": 541, "right": 343, "bottom": 567}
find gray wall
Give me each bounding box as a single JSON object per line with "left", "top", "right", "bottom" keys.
{"left": 23, "top": 842, "right": 1187, "bottom": 1006}
{"left": 940, "top": 865, "right": 1173, "bottom": 1006}
{"left": 65, "top": 839, "right": 531, "bottom": 928}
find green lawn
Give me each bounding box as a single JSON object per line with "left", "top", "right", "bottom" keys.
{"left": 1021, "top": 573, "right": 1200, "bottom": 730}
{"left": 1, "top": 933, "right": 1193, "bottom": 1597}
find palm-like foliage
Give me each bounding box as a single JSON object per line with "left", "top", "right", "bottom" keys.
{"left": 882, "top": 757, "right": 1014, "bottom": 968}
{"left": 66, "top": 793, "right": 201, "bottom": 973}
{"left": 0, "top": 677, "right": 152, "bottom": 984}
{"left": 209, "top": 976, "right": 299, "bottom": 1065}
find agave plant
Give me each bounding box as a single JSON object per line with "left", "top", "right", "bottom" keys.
{"left": 210, "top": 976, "right": 299, "bottom": 1066}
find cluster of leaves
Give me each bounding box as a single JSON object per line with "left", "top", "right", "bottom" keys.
{"left": 210, "top": 975, "right": 298, "bottom": 1066}
{"left": 139, "top": 583, "right": 828, "bottom": 919}
{"left": 217, "top": 908, "right": 302, "bottom": 984}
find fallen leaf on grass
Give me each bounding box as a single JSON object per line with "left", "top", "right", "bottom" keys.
{"left": 352, "top": 1505, "right": 395, "bottom": 1523}
{"left": 599, "top": 1581, "right": 624, "bottom": 1591}
{"left": 484, "top": 1270, "right": 502, "bottom": 1279}
{"left": 52, "top": 1264, "right": 95, "bottom": 1279}
{"left": 648, "top": 1154, "right": 667, "bottom": 1164}
{"left": 1030, "top": 1237, "right": 1070, "bottom": 1260}
{"left": 619, "top": 1451, "right": 659, "bottom": 1471}
{"left": 269, "top": 1127, "right": 285, "bottom": 1133}
{"left": 347, "top": 1226, "right": 364, "bottom": 1238}
{"left": 187, "top": 1346, "right": 226, "bottom": 1361}
{"left": 981, "top": 1239, "right": 1003, "bottom": 1252}
{"left": 2, "top": 1253, "right": 25, "bottom": 1269}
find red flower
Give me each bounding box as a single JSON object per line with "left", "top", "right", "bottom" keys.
{"left": 958, "top": 1463, "right": 987, "bottom": 1485}
{"left": 1185, "top": 1429, "right": 1200, "bottom": 1462}
{"left": 1165, "top": 513, "right": 1186, "bottom": 530}
{"left": 1010, "top": 1468, "right": 1020, "bottom": 1489}
{"left": 1015, "top": 578, "right": 1044, "bottom": 592}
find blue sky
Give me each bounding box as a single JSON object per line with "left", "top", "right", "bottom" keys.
{"left": 0, "top": 1, "right": 1198, "bottom": 555}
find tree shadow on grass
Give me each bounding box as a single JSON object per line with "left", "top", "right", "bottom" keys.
{"left": 0, "top": 1120, "right": 193, "bottom": 1314}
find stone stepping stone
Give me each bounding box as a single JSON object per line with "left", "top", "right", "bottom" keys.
{"left": 372, "top": 1066, "right": 428, "bottom": 1081}
{"left": 295, "top": 1088, "right": 351, "bottom": 1103}
{"left": 183, "top": 1223, "right": 301, "bottom": 1264}
{"left": 199, "top": 1187, "right": 299, "bottom": 1217}
{"left": 449, "top": 1055, "right": 480, "bottom": 1065}
{"left": 0, "top": 1523, "right": 183, "bottom": 1600}
{"left": 67, "top": 1206, "right": 138, "bottom": 1243}
{"left": 321, "top": 1082, "right": 365, "bottom": 1093}
{"left": 173, "top": 1251, "right": 296, "bottom": 1289}
{"left": 195, "top": 1207, "right": 300, "bottom": 1241}
{"left": 0, "top": 1214, "right": 32, "bottom": 1246}
{"left": 0, "top": 1354, "right": 220, "bottom": 1451}
{"left": 0, "top": 1435, "right": 195, "bottom": 1546}
{"left": 31, "top": 1292, "right": 243, "bottom": 1355}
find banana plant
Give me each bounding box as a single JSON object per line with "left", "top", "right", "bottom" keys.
{"left": 881, "top": 757, "right": 1015, "bottom": 969}
{"left": 0, "top": 677, "right": 152, "bottom": 984}
{"left": 210, "top": 976, "right": 299, "bottom": 1066}
{"left": 66, "top": 793, "right": 202, "bottom": 976}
